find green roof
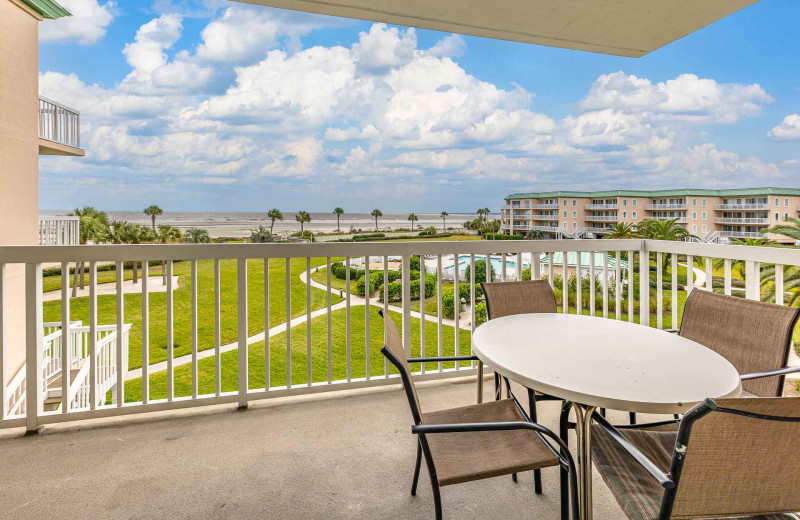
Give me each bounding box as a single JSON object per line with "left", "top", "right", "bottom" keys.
{"left": 505, "top": 187, "right": 800, "bottom": 200}
{"left": 21, "top": 0, "right": 71, "bottom": 19}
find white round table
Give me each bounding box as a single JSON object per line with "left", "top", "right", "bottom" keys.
{"left": 471, "top": 313, "right": 742, "bottom": 520}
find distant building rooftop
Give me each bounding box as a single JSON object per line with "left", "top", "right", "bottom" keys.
{"left": 21, "top": 0, "right": 70, "bottom": 19}
{"left": 505, "top": 187, "right": 800, "bottom": 200}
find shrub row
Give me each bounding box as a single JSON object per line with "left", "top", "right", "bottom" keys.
{"left": 483, "top": 233, "right": 523, "bottom": 240}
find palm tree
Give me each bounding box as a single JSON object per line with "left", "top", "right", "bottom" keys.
{"left": 104, "top": 220, "right": 141, "bottom": 283}
{"left": 184, "top": 228, "right": 211, "bottom": 244}
{"left": 440, "top": 211, "right": 448, "bottom": 231}
{"left": 156, "top": 225, "right": 182, "bottom": 284}
{"left": 143, "top": 205, "right": 163, "bottom": 231}
{"left": 69, "top": 206, "right": 109, "bottom": 296}
{"left": 763, "top": 215, "right": 800, "bottom": 243}
{"left": 635, "top": 218, "right": 695, "bottom": 241}
{"left": 333, "top": 207, "right": 344, "bottom": 233}
{"left": 476, "top": 208, "right": 489, "bottom": 223}
{"left": 250, "top": 225, "right": 273, "bottom": 243}
{"left": 603, "top": 222, "right": 636, "bottom": 239}
{"left": 761, "top": 264, "right": 800, "bottom": 307}
{"left": 371, "top": 209, "right": 382, "bottom": 231}
{"left": 407, "top": 213, "right": 419, "bottom": 230}
{"left": 713, "top": 237, "right": 777, "bottom": 280}
{"left": 295, "top": 211, "right": 311, "bottom": 234}
{"left": 525, "top": 229, "right": 544, "bottom": 240}
{"left": 267, "top": 209, "right": 283, "bottom": 237}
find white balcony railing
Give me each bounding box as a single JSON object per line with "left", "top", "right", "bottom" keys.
{"left": 531, "top": 214, "right": 559, "bottom": 221}
{"left": 584, "top": 204, "right": 618, "bottom": 210}
{"left": 38, "top": 96, "right": 81, "bottom": 149}
{"left": 717, "top": 230, "right": 764, "bottom": 239}
{"left": 532, "top": 226, "right": 562, "bottom": 233}
{"left": 585, "top": 215, "right": 618, "bottom": 222}
{"left": 529, "top": 204, "right": 559, "bottom": 210}
{"left": 39, "top": 216, "right": 80, "bottom": 246}
{"left": 715, "top": 218, "right": 769, "bottom": 225}
{"left": 1, "top": 239, "right": 799, "bottom": 432}
{"left": 645, "top": 204, "right": 688, "bottom": 210}
{"left": 715, "top": 204, "right": 770, "bottom": 211}
{"left": 652, "top": 216, "right": 688, "bottom": 223}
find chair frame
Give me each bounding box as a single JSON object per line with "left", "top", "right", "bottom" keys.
{"left": 590, "top": 398, "right": 800, "bottom": 520}
{"left": 380, "top": 312, "right": 580, "bottom": 520}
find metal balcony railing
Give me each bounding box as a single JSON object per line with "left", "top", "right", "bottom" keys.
{"left": 715, "top": 218, "right": 769, "bottom": 225}
{"left": 714, "top": 204, "right": 770, "bottom": 211}
{"left": 584, "top": 204, "right": 618, "bottom": 210}
{"left": 645, "top": 204, "right": 687, "bottom": 210}
{"left": 38, "top": 97, "right": 80, "bottom": 149}
{"left": 585, "top": 215, "right": 618, "bottom": 222}
{"left": 39, "top": 216, "right": 80, "bottom": 246}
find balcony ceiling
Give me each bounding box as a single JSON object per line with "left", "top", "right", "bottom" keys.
{"left": 233, "top": 0, "right": 758, "bottom": 57}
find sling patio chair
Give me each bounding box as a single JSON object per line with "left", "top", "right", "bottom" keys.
{"left": 378, "top": 309, "right": 579, "bottom": 520}
{"left": 590, "top": 396, "right": 800, "bottom": 520}
{"left": 480, "top": 280, "right": 561, "bottom": 494}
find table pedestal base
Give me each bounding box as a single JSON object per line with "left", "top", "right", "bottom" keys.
{"left": 572, "top": 403, "right": 597, "bottom": 520}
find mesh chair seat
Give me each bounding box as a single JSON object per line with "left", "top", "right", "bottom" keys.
{"left": 591, "top": 424, "right": 800, "bottom": 520}
{"left": 423, "top": 399, "right": 560, "bottom": 486}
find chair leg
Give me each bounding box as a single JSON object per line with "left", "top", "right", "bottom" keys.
{"left": 494, "top": 372, "right": 501, "bottom": 400}
{"left": 411, "top": 441, "right": 422, "bottom": 496}
{"left": 512, "top": 473, "right": 518, "bottom": 482}
{"left": 527, "top": 388, "right": 543, "bottom": 495}
{"left": 629, "top": 412, "right": 637, "bottom": 425}
{"left": 432, "top": 482, "right": 443, "bottom": 520}
{"left": 559, "top": 401, "right": 571, "bottom": 520}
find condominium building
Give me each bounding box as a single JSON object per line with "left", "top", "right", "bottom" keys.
{"left": 500, "top": 188, "right": 800, "bottom": 243}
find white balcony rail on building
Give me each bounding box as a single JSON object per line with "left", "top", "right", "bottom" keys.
{"left": 529, "top": 204, "right": 559, "bottom": 210}
{"left": 714, "top": 218, "right": 769, "bottom": 225}
{"left": 715, "top": 204, "right": 770, "bottom": 211}
{"left": 652, "top": 216, "right": 688, "bottom": 223}
{"left": 531, "top": 214, "right": 559, "bottom": 221}
{"left": 39, "top": 216, "right": 80, "bottom": 246}
{"left": 38, "top": 96, "right": 81, "bottom": 149}
{"left": 584, "top": 204, "right": 618, "bottom": 210}
{"left": 717, "top": 230, "right": 764, "bottom": 239}
{"left": 645, "top": 204, "right": 688, "bottom": 210}
{"left": 585, "top": 215, "right": 618, "bottom": 222}
{"left": 1, "top": 240, "right": 799, "bottom": 432}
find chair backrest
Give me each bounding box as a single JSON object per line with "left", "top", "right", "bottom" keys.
{"left": 379, "top": 310, "right": 424, "bottom": 424}
{"left": 669, "top": 397, "right": 800, "bottom": 519}
{"left": 481, "top": 280, "right": 557, "bottom": 320}
{"left": 679, "top": 290, "right": 800, "bottom": 396}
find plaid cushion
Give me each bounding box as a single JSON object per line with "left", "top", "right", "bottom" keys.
{"left": 591, "top": 424, "right": 800, "bottom": 519}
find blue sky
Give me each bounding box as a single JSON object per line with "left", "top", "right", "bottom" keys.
{"left": 38, "top": 0, "right": 800, "bottom": 212}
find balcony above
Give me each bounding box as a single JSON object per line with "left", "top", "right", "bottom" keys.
{"left": 715, "top": 217, "right": 769, "bottom": 225}
{"left": 585, "top": 215, "right": 618, "bottom": 222}
{"left": 584, "top": 204, "right": 618, "bottom": 210}
{"left": 645, "top": 204, "right": 687, "bottom": 210}
{"left": 39, "top": 216, "right": 80, "bottom": 246}
{"left": 38, "top": 97, "right": 85, "bottom": 157}
{"left": 714, "top": 204, "right": 769, "bottom": 211}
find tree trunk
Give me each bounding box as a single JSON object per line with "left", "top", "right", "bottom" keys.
{"left": 133, "top": 261, "right": 138, "bottom": 283}
{"left": 79, "top": 262, "right": 85, "bottom": 290}
{"left": 337, "top": 216, "right": 340, "bottom": 233}
{"left": 162, "top": 260, "right": 167, "bottom": 285}
{"left": 151, "top": 215, "right": 156, "bottom": 231}
{"left": 71, "top": 262, "right": 78, "bottom": 298}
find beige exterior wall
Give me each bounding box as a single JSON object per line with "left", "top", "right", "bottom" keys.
{"left": 1, "top": 0, "right": 42, "bottom": 387}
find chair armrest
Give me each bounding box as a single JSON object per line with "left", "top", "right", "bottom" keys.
{"left": 591, "top": 412, "right": 676, "bottom": 489}
{"left": 615, "top": 418, "right": 681, "bottom": 430}
{"left": 741, "top": 365, "right": 800, "bottom": 381}
{"left": 664, "top": 328, "right": 680, "bottom": 334}
{"left": 407, "top": 355, "right": 479, "bottom": 363}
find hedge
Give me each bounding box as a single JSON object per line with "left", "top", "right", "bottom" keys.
{"left": 484, "top": 233, "right": 523, "bottom": 240}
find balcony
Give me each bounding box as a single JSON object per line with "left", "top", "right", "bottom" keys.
{"left": 714, "top": 204, "right": 769, "bottom": 211}
{"left": 38, "top": 97, "right": 85, "bottom": 156}
{"left": 584, "top": 215, "right": 618, "bottom": 222}
{"left": 529, "top": 203, "right": 559, "bottom": 210}
{"left": 583, "top": 204, "right": 618, "bottom": 210}
{"left": 531, "top": 225, "right": 562, "bottom": 233}
{"left": 652, "top": 216, "right": 687, "bottom": 224}
{"left": 38, "top": 216, "right": 80, "bottom": 246}
{"left": 715, "top": 217, "right": 769, "bottom": 225}
{"left": 531, "top": 214, "right": 559, "bottom": 221}
{"left": 644, "top": 204, "right": 687, "bottom": 210}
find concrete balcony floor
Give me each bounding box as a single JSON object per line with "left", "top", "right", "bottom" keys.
{"left": 0, "top": 377, "right": 656, "bottom": 520}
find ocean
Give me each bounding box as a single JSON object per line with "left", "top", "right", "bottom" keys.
{"left": 39, "top": 210, "right": 496, "bottom": 238}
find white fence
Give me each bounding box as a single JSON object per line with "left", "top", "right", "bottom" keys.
{"left": 0, "top": 239, "right": 798, "bottom": 432}
{"left": 38, "top": 96, "right": 81, "bottom": 149}
{"left": 39, "top": 217, "right": 80, "bottom": 246}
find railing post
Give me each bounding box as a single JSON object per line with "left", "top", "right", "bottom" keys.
{"left": 25, "top": 263, "right": 43, "bottom": 433}
{"left": 401, "top": 255, "right": 411, "bottom": 358}
{"left": 237, "top": 258, "right": 248, "bottom": 408}
{"left": 745, "top": 261, "right": 760, "bottom": 301}
{"left": 639, "top": 244, "right": 649, "bottom": 327}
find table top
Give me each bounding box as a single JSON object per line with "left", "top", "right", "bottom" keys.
{"left": 472, "top": 313, "right": 742, "bottom": 414}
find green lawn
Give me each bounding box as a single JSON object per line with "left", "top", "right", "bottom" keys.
{"left": 123, "top": 306, "right": 471, "bottom": 401}
{"left": 556, "top": 289, "right": 689, "bottom": 329}
{"left": 43, "top": 264, "right": 157, "bottom": 293}
{"left": 44, "top": 258, "right": 343, "bottom": 370}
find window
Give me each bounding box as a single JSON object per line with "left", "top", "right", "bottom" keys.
{"left": 622, "top": 199, "right": 627, "bottom": 207}
{"left": 692, "top": 198, "right": 697, "bottom": 207}
{"left": 776, "top": 198, "right": 780, "bottom": 206}
{"left": 692, "top": 225, "right": 697, "bottom": 233}
{"left": 563, "top": 211, "right": 568, "bottom": 218}
{"left": 572, "top": 211, "right": 577, "bottom": 218}
{"left": 572, "top": 200, "right": 577, "bottom": 206}
{"left": 692, "top": 212, "right": 697, "bottom": 220}
{"left": 702, "top": 212, "right": 706, "bottom": 220}
{"left": 623, "top": 211, "right": 627, "bottom": 219}
{"left": 563, "top": 222, "right": 568, "bottom": 229}
{"left": 572, "top": 222, "right": 577, "bottom": 229}
{"left": 785, "top": 213, "right": 790, "bottom": 220}
{"left": 702, "top": 198, "right": 707, "bottom": 207}
{"left": 785, "top": 198, "right": 790, "bottom": 207}
{"left": 563, "top": 200, "right": 568, "bottom": 206}
{"left": 633, "top": 211, "right": 637, "bottom": 219}
{"left": 632, "top": 200, "right": 637, "bottom": 207}
{"left": 776, "top": 212, "right": 780, "bottom": 221}
{"left": 702, "top": 225, "right": 707, "bottom": 233}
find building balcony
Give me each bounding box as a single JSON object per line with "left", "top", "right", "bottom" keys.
{"left": 644, "top": 204, "right": 687, "bottom": 210}
{"left": 512, "top": 224, "right": 530, "bottom": 230}
{"left": 583, "top": 204, "right": 618, "bottom": 210}
{"left": 39, "top": 216, "right": 80, "bottom": 246}
{"left": 532, "top": 225, "right": 562, "bottom": 233}
{"left": 717, "top": 230, "right": 765, "bottom": 239}
{"left": 511, "top": 211, "right": 530, "bottom": 218}
{"left": 38, "top": 97, "right": 85, "bottom": 156}
{"left": 714, "top": 204, "right": 770, "bottom": 211}
{"left": 531, "top": 214, "right": 559, "bottom": 221}
{"left": 529, "top": 203, "right": 559, "bottom": 210}
{"left": 584, "top": 215, "right": 618, "bottom": 222}
{"left": 715, "top": 218, "right": 769, "bottom": 225}
{"left": 652, "top": 216, "right": 687, "bottom": 224}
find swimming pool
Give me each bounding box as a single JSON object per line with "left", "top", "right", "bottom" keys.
{"left": 455, "top": 255, "right": 522, "bottom": 275}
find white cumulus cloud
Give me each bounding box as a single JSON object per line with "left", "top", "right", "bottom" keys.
{"left": 768, "top": 114, "right": 800, "bottom": 140}
{"left": 39, "top": 0, "right": 115, "bottom": 45}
